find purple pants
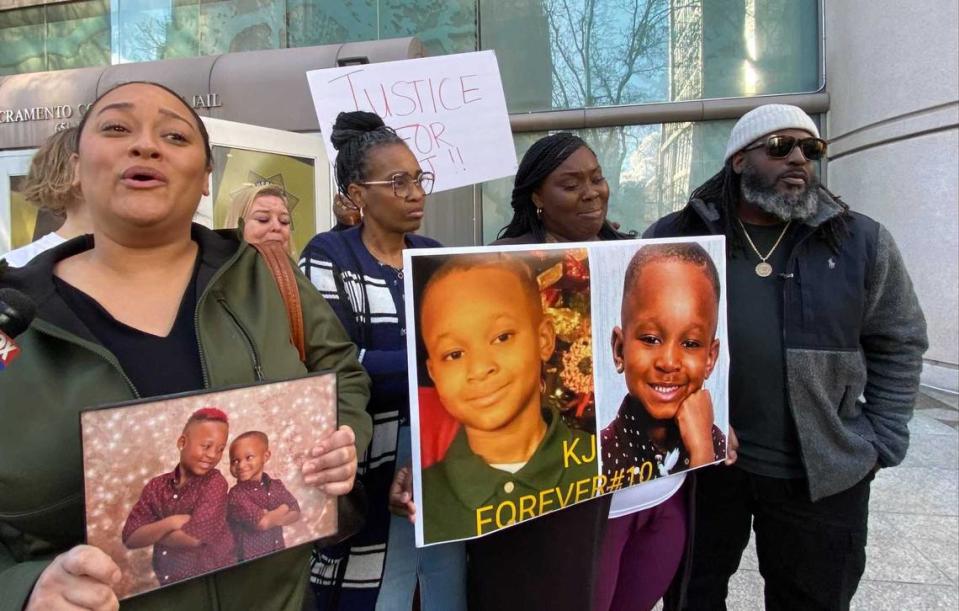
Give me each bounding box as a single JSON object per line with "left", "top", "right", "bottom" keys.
{"left": 594, "top": 488, "right": 688, "bottom": 611}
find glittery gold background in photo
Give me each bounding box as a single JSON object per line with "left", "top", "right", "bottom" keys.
{"left": 81, "top": 374, "right": 338, "bottom": 600}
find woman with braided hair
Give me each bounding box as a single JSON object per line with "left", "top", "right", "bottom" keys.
{"left": 496, "top": 131, "right": 627, "bottom": 244}
{"left": 455, "top": 133, "right": 621, "bottom": 611}
{"left": 487, "top": 133, "right": 692, "bottom": 611}
{"left": 299, "top": 110, "right": 466, "bottom": 611}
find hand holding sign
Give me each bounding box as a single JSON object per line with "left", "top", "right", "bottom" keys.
{"left": 307, "top": 51, "right": 517, "bottom": 193}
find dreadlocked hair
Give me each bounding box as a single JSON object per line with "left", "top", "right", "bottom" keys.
{"left": 678, "top": 161, "right": 852, "bottom": 256}
{"left": 497, "top": 132, "right": 622, "bottom": 241}
{"left": 330, "top": 111, "right": 405, "bottom": 196}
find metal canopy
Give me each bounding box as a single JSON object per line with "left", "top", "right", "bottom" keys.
{"left": 0, "top": 37, "right": 425, "bottom": 149}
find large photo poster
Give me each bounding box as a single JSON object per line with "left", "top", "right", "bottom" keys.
{"left": 404, "top": 237, "right": 728, "bottom": 546}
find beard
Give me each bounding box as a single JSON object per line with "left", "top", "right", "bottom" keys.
{"left": 740, "top": 163, "right": 820, "bottom": 222}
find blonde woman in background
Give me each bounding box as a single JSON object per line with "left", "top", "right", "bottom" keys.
{"left": 2, "top": 127, "right": 93, "bottom": 267}
{"left": 224, "top": 182, "right": 296, "bottom": 256}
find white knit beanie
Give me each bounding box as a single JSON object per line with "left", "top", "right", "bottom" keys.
{"left": 724, "top": 104, "right": 820, "bottom": 163}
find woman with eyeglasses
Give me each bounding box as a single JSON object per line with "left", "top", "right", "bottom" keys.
{"left": 299, "top": 111, "right": 466, "bottom": 611}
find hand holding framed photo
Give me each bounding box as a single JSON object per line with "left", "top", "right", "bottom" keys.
{"left": 80, "top": 373, "right": 339, "bottom": 600}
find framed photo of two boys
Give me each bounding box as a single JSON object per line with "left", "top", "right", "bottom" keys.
{"left": 80, "top": 372, "right": 338, "bottom": 600}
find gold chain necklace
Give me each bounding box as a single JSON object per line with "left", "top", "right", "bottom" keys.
{"left": 736, "top": 218, "right": 792, "bottom": 277}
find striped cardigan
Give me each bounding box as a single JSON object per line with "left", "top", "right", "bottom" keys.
{"left": 300, "top": 225, "right": 440, "bottom": 609}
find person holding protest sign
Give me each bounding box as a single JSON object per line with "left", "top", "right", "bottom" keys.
{"left": 300, "top": 110, "right": 467, "bottom": 611}
{"left": 0, "top": 81, "right": 371, "bottom": 611}
{"left": 461, "top": 132, "right": 623, "bottom": 611}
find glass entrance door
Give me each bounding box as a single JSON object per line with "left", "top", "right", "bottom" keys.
{"left": 199, "top": 118, "right": 332, "bottom": 257}
{"left": 0, "top": 150, "right": 38, "bottom": 257}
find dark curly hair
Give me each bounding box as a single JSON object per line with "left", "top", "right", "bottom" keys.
{"left": 624, "top": 242, "right": 721, "bottom": 307}
{"left": 497, "top": 132, "right": 623, "bottom": 241}
{"left": 330, "top": 110, "right": 406, "bottom": 197}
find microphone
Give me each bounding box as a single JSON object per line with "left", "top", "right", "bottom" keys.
{"left": 0, "top": 288, "right": 37, "bottom": 370}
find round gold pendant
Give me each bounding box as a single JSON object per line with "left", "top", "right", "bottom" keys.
{"left": 755, "top": 262, "right": 773, "bottom": 277}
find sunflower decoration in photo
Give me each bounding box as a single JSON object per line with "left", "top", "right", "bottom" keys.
{"left": 532, "top": 248, "right": 595, "bottom": 434}
{"left": 210, "top": 146, "right": 316, "bottom": 255}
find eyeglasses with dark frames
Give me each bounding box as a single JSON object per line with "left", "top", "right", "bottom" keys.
{"left": 743, "top": 135, "right": 828, "bottom": 161}
{"left": 358, "top": 171, "right": 435, "bottom": 198}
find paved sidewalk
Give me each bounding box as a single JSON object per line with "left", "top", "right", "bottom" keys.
{"left": 724, "top": 388, "right": 959, "bottom": 609}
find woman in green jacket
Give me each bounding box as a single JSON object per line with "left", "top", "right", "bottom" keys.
{"left": 0, "top": 81, "right": 372, "bottom": 611}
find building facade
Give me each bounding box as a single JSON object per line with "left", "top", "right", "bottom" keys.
{"left": 0, "top": 0, "right": 956, "bottom": 391}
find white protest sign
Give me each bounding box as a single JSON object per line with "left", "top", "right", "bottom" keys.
{"left": 306, "top": 50, "right": 517, "bottom": 193}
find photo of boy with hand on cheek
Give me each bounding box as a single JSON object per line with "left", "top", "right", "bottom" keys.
{"left": 601, "top": 243, "right": 727, "bottom": 483}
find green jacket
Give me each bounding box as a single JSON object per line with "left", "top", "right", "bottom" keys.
{"left": 421, "top": 409, "right": 599, "bottom": 544}
{"left": 0, "top": 226, "right": 372, "bottom": 611}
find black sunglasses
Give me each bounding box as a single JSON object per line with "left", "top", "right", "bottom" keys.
{"left": 743, "top": 135, "right": 828, "bottom": 161}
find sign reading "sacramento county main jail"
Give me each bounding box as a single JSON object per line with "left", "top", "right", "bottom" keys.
{"left": 0, "top": 94, "right": 223, "bottom": 128}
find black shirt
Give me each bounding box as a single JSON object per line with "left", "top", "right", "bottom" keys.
{"left": 728, "top": 221, "right": 805, "bottom": 478}
{"left": 53, "top": 255, "right": 204, "bottom": 399}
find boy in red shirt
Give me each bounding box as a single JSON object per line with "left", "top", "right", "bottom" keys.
{"left": 122, "top": 407, "right": 236, "bottom": 586}
{"left": 227, "top": 431, "right": 301, "bottom": 561}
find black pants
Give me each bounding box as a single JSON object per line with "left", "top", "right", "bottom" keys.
{"left": 466, "top": 494, "right": 611, "bottom": 611}
{"left": 683, "top": 466, "right": 872, "bottom": 611}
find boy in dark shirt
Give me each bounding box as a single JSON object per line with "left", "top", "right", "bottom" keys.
{"left": 122, "top": 407, "right": 236, "bottom": 586}
{"left": 418, "top": 254, "right": 598, "bottom": 544}
{"left": 227, "top": 431, "right": 301, "bottom": 561}
{"left": 601, "top": 243, "right": 727, "bottom": 483}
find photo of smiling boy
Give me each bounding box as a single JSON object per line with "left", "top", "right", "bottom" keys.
{"left": 227, "top": 431, "right": 302, "bottom": 561}
{"left": 418, "top": 253, "right": 599, "bottom": 544}
{"left": 601, "top": 243, "right": 727, "bottom": 482}
{"left": 121, "top": 407, "right": 235, "bottom": 586}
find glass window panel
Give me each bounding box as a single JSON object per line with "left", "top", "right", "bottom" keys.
{"left": 115, "top": 0, "right": 286, "bottom": 62}
{"left": 287, "top": 0, "right": 476, "bottom": 56}
{"left": 195, "top": 0, "right": 286, "bottom": 56}
{"left": 162, "top": 1, "right": 202, "bottom": 59}
{"left": 287, "top": 0, "right": 378, "bottom": 49}
{"left": 482, "top": 0, "right": 819, "bottom": 113}
{"left": 45, "top": 0, "right": 110, "bottom": 71}
{"left": 0, "top": 6, "right": 46, "bottom": 76}
{"left": 480, "top": 119, "right": 737, "bottom": 244}
{"left": 379, "top": 0, "right": 477, "bottom": 54}
{"left": 115, "top": 0, "right": 176, "bottom": 63}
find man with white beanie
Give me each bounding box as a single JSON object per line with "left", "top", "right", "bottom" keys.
{"left": 645, "top": 104, "right": 927, "bottom": 610}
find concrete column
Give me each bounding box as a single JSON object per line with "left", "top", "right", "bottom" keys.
{"left": 825, "top": 0, "right": 959, "bottom": 392}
